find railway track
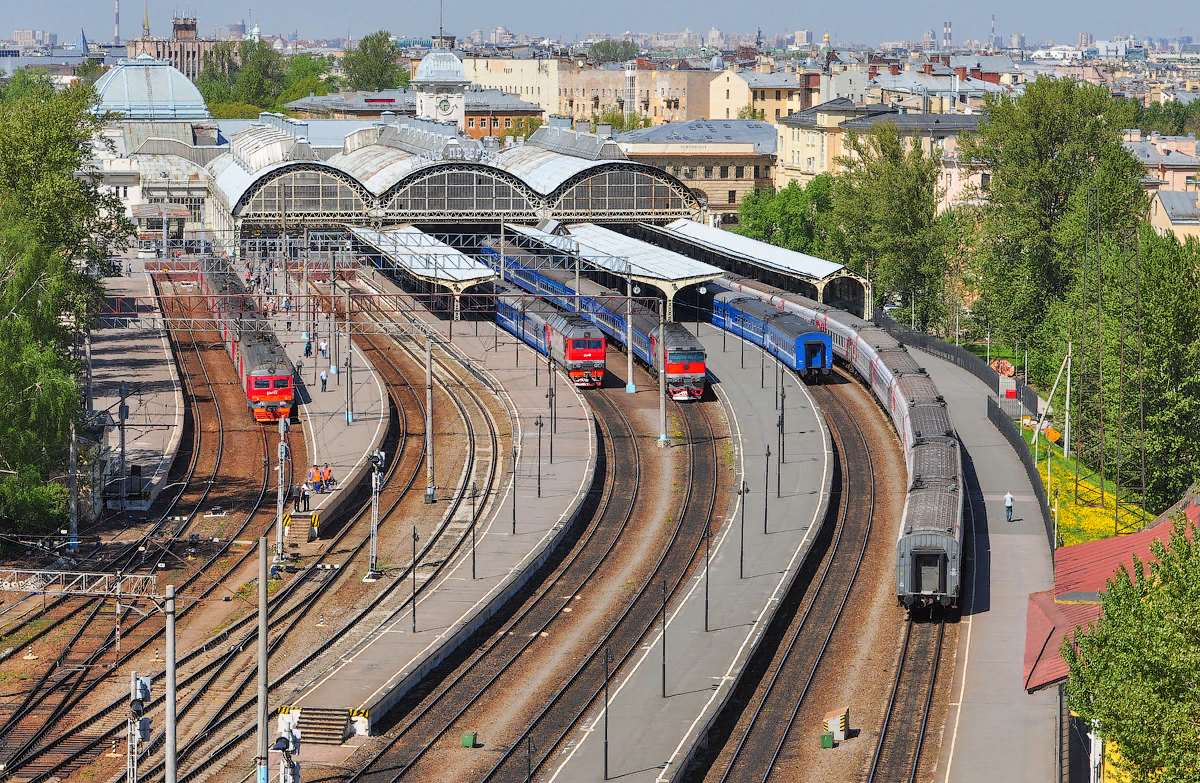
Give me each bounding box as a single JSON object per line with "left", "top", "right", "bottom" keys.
{"left": 343, "top": 387, "right": 633, "bottom": 783}
{"left": 707, "top": 377, "right": 875, "bottom": 783}
{"left": 119, "top": 279, "right": 506, "bottom": 783}
{"left": 0, "top": 274, "right": 286, "bottom": 781}
{"left": 461, "top": 395, "right": 717, "bottom": 782}
{"left": 865, "top": 612, "right": 946, "bottom": 783}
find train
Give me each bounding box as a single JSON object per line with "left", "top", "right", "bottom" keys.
{"left": 712, "top": 292, "right": 833, "bottom": 378}
{"left": 495, "top": 282, "right": 607, "bottom": 387}
{"left": 197, "top": 265, "right": 295, "bottom": 422}
{"left": 481, "top": 239, "right": 707, "bottom": 400}
{"left": 707, "top": 277, "right": 963, "bottom": 609}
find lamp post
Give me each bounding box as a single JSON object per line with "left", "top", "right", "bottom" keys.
{"left": 603, "top": 647, "right": 612, "bottom": 780}
{"left": 661, "top": 578, "right": 667, "bottom": 698}
{"left": 764, "top": 446, "right": 771, "bottom": 534}
{"left": 535, "top": 415, "right": 544, "bottom": 498}
{"left": 738, "top": 481, "right": 749, "bottom": 579}
{"left": 411, "top": 526, "right": 419, "bottom": 633}
{"left": 511, "top": 446, "right": 517, "bottom": 534}
{"left": 470, "top": 481, "right": 477, "bottom": 580}
{"left": 704, "top": 518, "right": 711, "bottom": 632}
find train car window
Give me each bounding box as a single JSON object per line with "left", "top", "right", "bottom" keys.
{"left": 253, "top": 379, "right": 271, "bottom": 389}
{"left": 588, "top": 339, "right": 602, "bottom": 349}
{"left": 273, "top": 378, "right": 290, "bottom": 389}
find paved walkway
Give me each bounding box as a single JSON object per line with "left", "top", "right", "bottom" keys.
{"left": 92, "top": 258, "right": 184, "bottom": 513}
{"left": 546, "top": 327, "right": 833, "bottom": 782}
{"left": 920, "top": 351, "right": 1057, "bottom": 783}
{"left": 283, "top": 272, "right": 597, "bottom": 735}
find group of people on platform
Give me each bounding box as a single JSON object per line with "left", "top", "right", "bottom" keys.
{"left": 293, "top": 462, "right": 336, "bottom": 512}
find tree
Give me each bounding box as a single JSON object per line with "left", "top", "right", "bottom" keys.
{"left": 956, "top": 76, "right": 1145, "bottom": 350}
{"left": 1062, "top": 516, "right": 1200, "bottom": 782}
{"left": 832, "top": 122, "right": 948, "bottom": 325}
{"left": 342, "top": 30, "right": 404, "bottom": 92}
{"left": 587, "top": 39, "right": 638, "bottom": 63}
{"left": 509, "top": 116, "right": 544, "bottom": 139}
{"left": 196, "top": 42, "right": 240, "bottom": 105}
{"left": 196, "top": 40, "right": 286, "bottom": 110}
{"left": 736, "top": 104, "right": 765, "bottom": 120}
{"left": 207, "top": 102, "right": 266, "bottom": 119}
{"left": 735, "top": 175, "right": 842, "bottom": 259}
{"left": 75, "top": 59, "right": 106, "bottom": 87}
{"left": 286, "top": 53, "right": 331, "bottom": 87}
{"left": 590, "top": 108, "right": 649, "bottom": 133}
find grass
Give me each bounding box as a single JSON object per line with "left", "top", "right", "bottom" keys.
{"left": 1017, "top": 423, "right": 1154, "bottom": 546}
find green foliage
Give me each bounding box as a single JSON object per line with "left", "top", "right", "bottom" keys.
{"left": 508, "top": 116, "right": 544, "bottom": 139}
{"left": 75, "top": 60, "right": 106, "bottom": 88}
{"left": 590, "top": 108, "right": 649, "bottom": 133}
{"left": 833, "top": 122, "right": 948, "bottom": 327}
{"left": 197, "top": 41, "right": 287, "bottom": 111}
{"left": 0, "top": 80, "right": 128, "bottom": 531}
{"left": 275, "top": 78, "right": 329, "bottom": 109}
{"left": 207, "top": 102, "right": 266, "bottom": 119}
{"left": 736, "top": 104, "right": 765, "bottom": 120}
{"left": 735, "top": 175, "right": 843, "bottom": 259}
{"left": 0, "top": 68, "right": 55, "bottom": 102}
{"left": 587, "top": 39, "right": 639, "bottom": 63}
{"left": 1062, "top": 515, "right": 1200, "bottom": 782}
{"left": 286, "top": 53, "right": 332, "bottom": 86}
{"left": 1116, "top": 96, "right": 1200, "bottom": 137}
{"left": 956, "top": 76, "right": 1145, "bottom": 348}
{"left": 342, "top": 31, "right": 405, "bottom": 92}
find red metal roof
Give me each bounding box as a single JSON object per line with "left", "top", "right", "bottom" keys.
{"left": 1022, "top": 499, "right": 1200, "bottom": 692}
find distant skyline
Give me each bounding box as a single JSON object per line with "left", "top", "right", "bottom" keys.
{"left": 4, "top": 0, "right": 1195, "bottom": 46}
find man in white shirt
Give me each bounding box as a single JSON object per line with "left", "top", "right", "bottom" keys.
{"left": 1004, "top": 490, "right": 1014, "bottom": 522}
{"left": 320, "top": 369, "right": 328, "bottom": 392}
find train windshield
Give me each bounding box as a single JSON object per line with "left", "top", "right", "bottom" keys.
{"left": 573, "top": 339, "right": 603, "bottom": 350}
{"left": 253, "top": 379, "right": 271, "bottom": 389}
{"left": 668, "top": 351, "right": 705, "bottom": 364}
{"left": 273, "top": 378, "right": 290, "bottom": 389}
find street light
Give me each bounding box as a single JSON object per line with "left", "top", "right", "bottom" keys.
{"left": 535, "top": 415, "right": 544, "bottom": 498}
{"left": 764, "top": 446, "right": 771, "bottom": 534}
{"left": 470, "top": 481, "right": 478, "bottom": 580}
{"left": 738, "top": 481, "right": 749, "bottom": 579}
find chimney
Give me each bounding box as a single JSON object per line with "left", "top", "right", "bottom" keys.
{"left": 955, "top": 66, "right": 968, "bottom": 79}
{"left": 869, "top": 65, "right": 878, "bottom": 79}
{"left": 922, "top": 62, "right": 933, "bottom": 75}
{"left": 970, "top": 68, "right": 982, "bottom": 79}
{"left": 889, "top": 63, "right": 900, "bottom": 76}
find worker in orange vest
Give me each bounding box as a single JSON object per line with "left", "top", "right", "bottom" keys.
{"left": 322, "top": 463, "right": 334, "bottom": 491}
{"left": 309, "top": 464, "right": 322, "bottom": 493}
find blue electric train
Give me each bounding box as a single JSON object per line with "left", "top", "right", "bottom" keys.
{"left": 712, "top": 291, "right": 833, "bottom": 378}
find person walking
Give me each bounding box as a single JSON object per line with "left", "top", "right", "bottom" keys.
{"left": 309, "top": 464, "right": 322, "bottom": 494}
{"left": 304, "top": 340, "right": 312, "bottom": 358}
{"left": 1004, "top": 490, "right": 1014, "bottom": 522}
{"left": 302, "top": 482, "right": 312, "bottom": 511}
{"left": 319, "top": 339, "right": 328, "bottom": 359}
{"left": 320, "top": 369, "right": 328, "bottom": 392}
{"left": 322, "top": 463, "right": 334, "bottom": 492}
{"left": 292, "top": 483, "right": 302, "bottom": 512}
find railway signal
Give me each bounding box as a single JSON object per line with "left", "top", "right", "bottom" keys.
{"left": 270, "top": 733, "right": 300, "bottom": 783}
{"left": 128, "top": 672, "right": 152, "bottom": 783}
{"left": 365, "top": 450, "right": 386, "bottom": 582}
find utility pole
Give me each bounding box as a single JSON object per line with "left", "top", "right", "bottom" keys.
{"left": 69, "top": 420, "right": 78, "bottom": 549}
{"left": 425, "top": 337, "right": 435, "bottom": 503}
{"left": 658, "top": 306, "right": 668, "bottom": 448}
{"left": 603, "top": 647, "right": 611, "bottom": 780}
{"left": 470, "top": 481, "right": 478, "bottom": 580}
{"left": 365, "top": 450, "right": 384, "bottom": 581}
{"left": 256, "top": 537, "right": 268, "bottom": 783}
{"left": 536, "top": 415, "right": 544, "bottom": 498}
{"left": 660, "top": 578, "right": 667, "bottom": 697}
{"left": 704, "top": 519, "right": 711, "bottom": 632}
{"left": 165, "top": 584, "right": 177, "bottom": 783}
{"left": 345, "top": 288, "right": 354, "bottom": 424}
{"left": 626, "top": 261, "right": 635, "bottom": 394}
{"left": 411, "top": 526, "right": 419, "bottom": 632}
{"left": 764, "top": 446, "right": 771, "bottom": 534}
{"left": 511, "top": 445, "right": 517, "bottom": 534}
{"left": 1064, "top": 341, "right": 1072, "bottom": 459}
{"left": 275, "top": 417, "right": 289, "bottom": 562}
{"left": 739, "top": 481, "right": 748, "bottom": 579}
{"left": 119, "top": 381, "right": 129, "bottom": 512}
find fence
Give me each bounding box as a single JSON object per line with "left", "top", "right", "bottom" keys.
{"left": 988, "top": 396, "right": 1056, "bottom": 553}
{"left": 873, "top": 312, "right": 1041, "bottom": 418}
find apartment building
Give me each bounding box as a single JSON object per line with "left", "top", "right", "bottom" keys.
{"left": 709, "top": 69, "right": 821, "bottom": 122}
{"left": 615, "top": 119, "right": 777, "bottom": 220}
{"left": 775, "top": 99, "right": 981, "bottom": 210}
{"left": 457, "top": 56, "right": 718, "bottom": 125}
{"left": 1123, "top": 129, "right": 1200, "bottom": 191}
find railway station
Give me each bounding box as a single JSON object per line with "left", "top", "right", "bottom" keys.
{"left": 0, "top": 48, "right": 1079, "bottom": 783}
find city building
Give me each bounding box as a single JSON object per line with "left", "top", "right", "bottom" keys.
{"left": 774, "top": 98, "right": 981, "bottom": 210}
{"left": 1079, "top": 32, "right": 1094, "bottom": 48}
{"left": 1150, "top": 190, "right": 1200, "bottom": 239}
{"left": 614, "top": 119, "right": 777, "bottom": 220}
{"left": 13, "top": 29, "right": 57, "bottom": 48}
{"left": 126, "top": 15, "right": 219, "bottom": 81}
{"left": 795, "top": 30, "right": 812, "bottom": 47}
{"left": 92, "top": 54, "right": 212, "bottom": 120}
{"left": 709, "top": 68, "right": 820, "bottom": 122}
{"left": 1123, "top": 129, "right": 1200, "bottom": 192}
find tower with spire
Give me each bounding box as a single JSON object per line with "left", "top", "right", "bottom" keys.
{"left": 142, "top": 0, "right": 151, "bottom": 39}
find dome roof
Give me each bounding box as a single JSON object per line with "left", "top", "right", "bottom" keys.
{"left": 93, "top": 55, "right": 211, "bottom": 120}
{"left": 412, "top": 49, "right": 469, "bottom": 85}
{"left": 710, "top": 54, "right": 724, "bottom": 71}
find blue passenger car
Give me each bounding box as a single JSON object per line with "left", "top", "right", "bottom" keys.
{"left": 765, "top": 314, "right": 833, "bottom": 376}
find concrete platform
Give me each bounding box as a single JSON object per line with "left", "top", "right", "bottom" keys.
{"left": 262, "top": 305, "right": 388, "bottom": 535}
{"left": 92, "top": 258, "right": 184, "bottom": 512}
{"left": 280, "top": 272, "right": 597, "bottom": 736}
{"left": 919, "top": 351, "right": 1057, "bottom": 783}
{"left": 546, "top": 328, "right": 833, "bottom": 782}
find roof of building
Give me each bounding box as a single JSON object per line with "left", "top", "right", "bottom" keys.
{"left": 948, "top": 55, "right": 1019, "bottom": 72}
{"left": 412, "top": 49, "right": 469, "bottom": 85}
{"left": 739, "top": 71, "right": 806, "bottom": 89}
{"left": 283, "top": 86, "right": 541, "bottom": 115}
{"left": 839, "top": 111, "right": 980, "bottom": 132}
{"left": 1124, "top": 140, "right": 1200, "bottom": 167}
{"left": 1156, "top": 190, "right": 1200, "bottom": 223}
{"left": 215, "top": 118, "right": 376, "bottom": 148}
{"left": 93, "top": 54, "right": 211, "bottom": 120}
{"left": 868, "top": 71, "right": 1011, "bottom": 95}
{"left": 349, "top": 226, "right": 496, "bottom": 286}
{"left": 563, "top": 223, "right": 723, "bottom": 283}
{"left": 121, "top": 121, "right": 195, "bottom": 153}
{"left": 663, "top": 218, "right": 846, "bottom": 281}
{"left": 615, "top": 119, "right": 777, "bottom": 155}
{"left": 1023, "top": 499, "right": 1200, "bottom": 692}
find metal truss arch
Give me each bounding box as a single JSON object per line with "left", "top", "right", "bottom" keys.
{"left": 547, "top": 162, "right": 701, "bottom": 224}
{"left": 379, "top": 162, "right": 543, "bottom": 222}
{"left": 233, "top": 162, "right": 378, "bottom": 226}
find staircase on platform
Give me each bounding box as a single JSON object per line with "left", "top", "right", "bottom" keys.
{"left": 295, "top": 707, "right": 349, "bottom": 745}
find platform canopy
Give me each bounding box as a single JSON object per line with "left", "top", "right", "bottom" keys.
{"left": 504, "top": 222, "right": 722, "bottom": 320}
{"left": 664, "top": 218, "right": 844, "bottom": 280}
{"left": 350, "top": 225, "right": 496, "bottom": 319}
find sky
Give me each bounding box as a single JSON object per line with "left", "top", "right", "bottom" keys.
{"left": 4, "top": 0, "right": 1194, "bottom": 47}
